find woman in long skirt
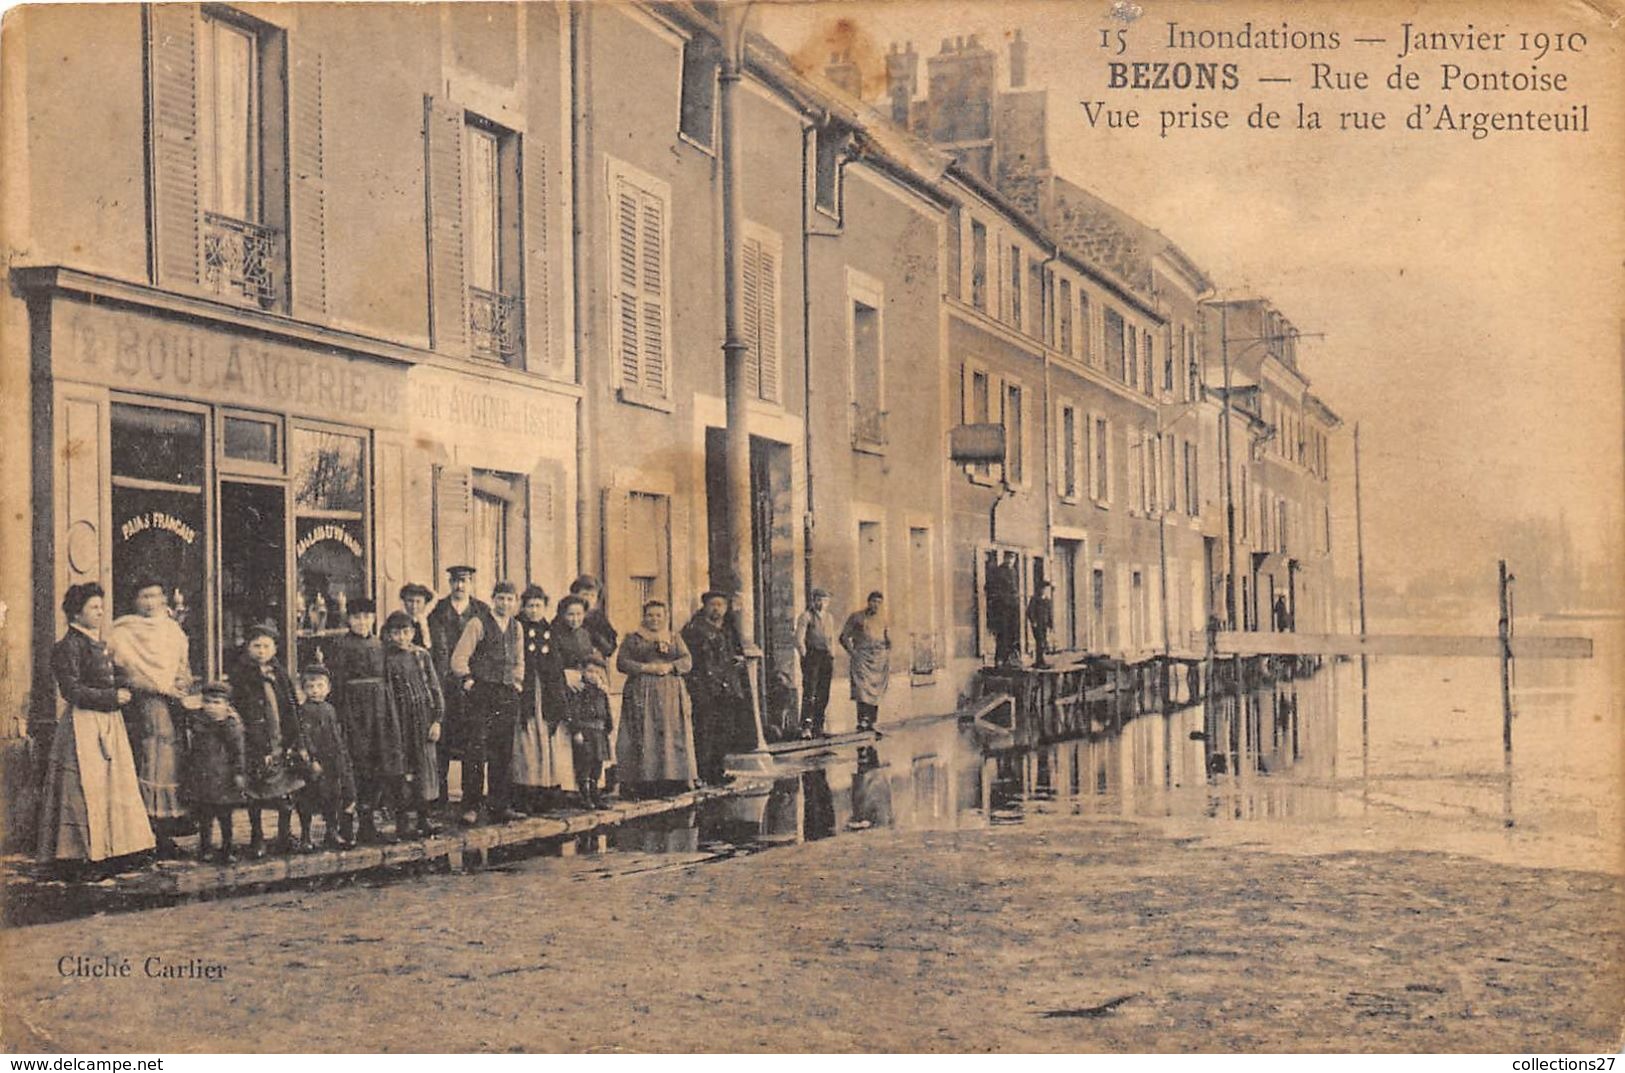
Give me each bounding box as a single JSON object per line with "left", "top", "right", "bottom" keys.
{"left": 36, "top": 583, "right": 155, "bottom": 874}
{"left": 107, "top": 579, "right": 193, "bottom": 858}
{"left": 511, "top": 586, "right": 573, "bottom": 811}
{"left": 615, "top": 600, "right": 697, "bottom": 799}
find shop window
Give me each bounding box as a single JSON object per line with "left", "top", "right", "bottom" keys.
{"left": 109, "top": 402, "right": 208, "bottom": 677}
{"left": 291, "top": 426, "right": 368, "bottom": 668}
{"left": 221, "top": 411, "right": 282, "bottom": 475}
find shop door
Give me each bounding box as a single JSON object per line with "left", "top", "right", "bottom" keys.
{"left": 1055, "top": 539, "right": 1080, "bottom": 651}
{"left": 110, "top": 402, "right": 209, "bottom": 678}
{"left": 219, "top": 480, "right": 287, "bottom": 670}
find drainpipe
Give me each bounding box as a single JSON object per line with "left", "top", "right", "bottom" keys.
{"left": 801, "top": 121, "right": 815, "bottom": 605}
{"left": 1037, "top": 245, "right": 1059, "bottom": 578}
{"left": 569, "top": 5, "right": 596, "bottom": 580}
{"left": 719, "top": 7, "right": 768, "bottom": 752}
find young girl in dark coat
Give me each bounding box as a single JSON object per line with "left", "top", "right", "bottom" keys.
{"left": 187, "top": 681, "right": 246, "bottom": 864}
{"left": 553, "top": 595, "right": 613, "bottom": 808}
{"left": 381, "top": 610, "right": 444, "bottom": 838}
{"left": 229, "top": 623, "right": 309, "bottom": 858}
{"left": 294, "top": 664, "right": 357, "bottom": 851}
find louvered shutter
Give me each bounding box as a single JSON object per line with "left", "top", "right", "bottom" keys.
{"left": 529, "top": 143, "right": 551, "bottom": 372}
{"left": 149, "top": 5, "right": 200, "bottom": 288}
{"left": 638, "top": 194, "right": 667, "bottom": 393}
{"left": 289, "top": 40, "right": 327, "bottom": 318}
{"left": 433, "top": 464, "right": 473, "bottom": 577}
{"left": 601, "top": 486, "right": 630, "bottom": 626}
{"left": 741, "top": 239, "right": 760, "bottom": 399}
{"left": 614, "top": 184, "right": 641, "bottom": 387}
{"left": 425, "top": 97, "right": 467, "bottom": 354}
{"left": 758, "top": 244, "right": 779, "bottom": 402}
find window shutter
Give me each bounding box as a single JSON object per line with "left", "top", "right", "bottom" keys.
{"left": 758, "top": 244, "right": 779, "bottom": 402}
{"left": 638, "top": 193, "right": 667, "bottom": 393}
{"left": 529, "top": 143, "right": 552, "bottom": 372}
{"left": 600, "top": 486, "right": 631, "bottom": 626}
{"left": 289, "top": 40, "right": 327, "bottom": 319}
{"left": 529, "top": 458, "right": 566, "bottom": 593}
{"left": 433, "top": 464, "right": 473, "bottom": 577}
{"left": 614, "top": 184, "right": 641, "bottom": 387}
{"left": 425, "top": 96, "right": 467, "bottom": 354}
{"left": 149, "top": 5, "right": 200, "bottom": 288}
{"left": 741, "top": 238, "right": 761, "bottom": 399}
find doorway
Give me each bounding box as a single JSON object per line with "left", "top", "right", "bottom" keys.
{"left": 1054, "top": 539, "right": 1081, "bottom": 651}
{"left": 219, "top": 480, "right": 287, "bottom": 671}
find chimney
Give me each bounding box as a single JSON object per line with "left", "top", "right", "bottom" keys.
{"left": 885, "top": 41, "right": 919, "bottom": 127}
{"left": 1009, "top": 28, "right": 1028, "bottom": 88}
{"left": 825, "top": 49, "right": 861, "bottom": 98}
{"left": 926, "top": 30, "right": 996, "bottom": 152}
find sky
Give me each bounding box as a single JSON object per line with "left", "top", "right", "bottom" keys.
{"left": 759, "top": 0, "right": 1624, "bottom": 604}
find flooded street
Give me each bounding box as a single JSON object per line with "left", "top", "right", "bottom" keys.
{"left": 3, "top": 624, "right": 1620, "bottom": 1052}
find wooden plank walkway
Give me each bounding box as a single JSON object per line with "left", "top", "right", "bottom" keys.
{"left": 1214, "top": 632, "right": 1593, "bottom": 659}
{"left": 5, "top": 785, "right": 748, "bottom": 900}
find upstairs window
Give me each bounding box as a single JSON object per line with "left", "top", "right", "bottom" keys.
{"left": 1058, "top": 279, "right": 1073, "bottom": 356}
{"left": 1143, "top": 329, "right": 1156, "bottom": 394}
{"left": 814, "top": 126, "right": 845, "bottom": 218}
{"left": 850, "top": 280, "right": 886, "bottom": 451}
{"left": 1008, "top": 245, "right": 1022, "bottom": 328}
{"left": 1104, "top": 308, "right": 1125, "bottom": 380}
{"left": 970, "top": 220, "right": 988, "bottom": 310}
{"left": 1125, "top": 319, "right": 1138, "bottom": 386}
{"left": 1004, "top": 382, "right": 1025, "bottom": 485}
{"left": 1164, "top": 328, "right": 1176, "bottom": 393}
{"left": 609, "top": 161, "right": 671, "bottom": 401}
{"left": 198, "top": 15, "right": 260, "bottom": 225}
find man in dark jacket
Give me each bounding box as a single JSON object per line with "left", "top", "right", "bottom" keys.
{"left": 426, "top": 565, "right": 487, "bottom": 810}
{"left": 681, "top": 592, "right": 747, "bottom": 786}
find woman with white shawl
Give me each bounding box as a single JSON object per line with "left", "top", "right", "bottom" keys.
{"left": 107, "top": 579, "right": 194, "bottom": 858}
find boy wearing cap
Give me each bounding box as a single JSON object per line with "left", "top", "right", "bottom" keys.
{"left": 795, "top": 588, "right": 837, "bottom": 739}
{"left": 294, "top": 664, "right": 356, "bottom": 851}
{"left": 450, "top": 581, "right": 525, "bottom": 824}
{"left": 187, "top": 682, "right": 246, "bottom": 864}
{"left": 428, "top": 566, "right": 489, "bottom": 811}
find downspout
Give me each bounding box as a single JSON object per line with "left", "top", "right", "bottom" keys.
{"left": 569, "top": 5, "right": 596, "bottom": 579}
{"left": 1037, "top": 245, "right": 1059, "bottom": 583}
{"left": 801, "top": 120, "right": 815, "bottom": 604}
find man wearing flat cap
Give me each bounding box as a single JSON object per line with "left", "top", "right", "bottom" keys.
{"left": 427, "top": 565, "right": 488, "bottom": 811}
{"left": 681, "top": 590, "right": 748, "bottom": 785}
{"left": 795, "top": 587, "right": 837, "bottom": 739}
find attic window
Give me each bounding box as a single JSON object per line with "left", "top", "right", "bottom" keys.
{"left": 814, "top": 127, "right": 844, "bottom": 218}
{"left": 679, "top": 34, "right": 719, "bottom": 150}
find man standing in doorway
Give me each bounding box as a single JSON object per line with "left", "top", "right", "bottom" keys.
{"left": 840, "top": 591, "right": 892, "bottom": 735}
{"left": 1027, "top": 581, "right": 1055, "bottom": 668}
{"left": 795, "top": 587, "right": 836, "bottom": 739}
{"left": 682, "top": 591, "right": 747, "bottom": 785}
{"left": 427, "top": 565, "right": 487, "bottom": 811}
{"left": 450, "top": 581, "right": 524, "bottom": 825}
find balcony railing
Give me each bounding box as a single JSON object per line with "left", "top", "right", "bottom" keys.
{"left": 469, "top": 286, "right": 523, "bottom": 363}
{"left": 202, "top": 212, "right": 278, "bottom": 307}
{"left": 851, "top": 401, "right": 888, "bottom": 451}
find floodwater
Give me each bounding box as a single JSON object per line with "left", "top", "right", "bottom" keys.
{"left": 546, "top": 618, "right": 1623, "bottom": 879}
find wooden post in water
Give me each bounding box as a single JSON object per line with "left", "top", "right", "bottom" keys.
{"left": 1498, "top": 559, "right": 1515, "bottom": 828}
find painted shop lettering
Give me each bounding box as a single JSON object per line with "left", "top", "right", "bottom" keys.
{"left": 66, "top": 313, "right": 401, "bottom": 419}
{"left": 119, "top": 512, "right": 198, "bottom": 545}
{"left": 295, "top": 524, "right": 364, "bottom": 559}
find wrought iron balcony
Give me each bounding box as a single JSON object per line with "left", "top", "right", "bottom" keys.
{"left": 469, "top": 286, "right": 523, "bottom": 362}
{"left": 202, "top": 212, "right": 278, "bottom": 307}
{"left": 851, "top": 401, "right": 888, "bottom": 451}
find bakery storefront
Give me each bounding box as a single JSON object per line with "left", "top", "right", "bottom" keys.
{"left": 21, "top": 270, "right": 576, "bottom": 726}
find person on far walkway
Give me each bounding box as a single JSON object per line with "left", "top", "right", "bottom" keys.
{"left": 795, "top": 587, "right": 837, "bottom": 740}
{"left": 1027, "top": 582, "right": 1055, "bottom": 669}
{"left": 36, "top": 583, "right": 155, "bottom": 876}
{"left": 682, "top": 592, "right": 748, "bottom": 786}
{"left": 615, "top": 600, "right": 697, "bottom": 799}
{"left": 840, "top": 591, "right": 892, "bottom": 735}
{"left": 450, "top": 581, "right": 525, "bottom": 825}
{"left": 106, "top": 579, "right": 193, "bottom": 858}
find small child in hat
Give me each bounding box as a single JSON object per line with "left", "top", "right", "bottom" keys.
{"left": 187, "top": 682, "right": 246, "bottom": 864}
{"left": 294, "top": 664, "right": 357, "bottom": 851}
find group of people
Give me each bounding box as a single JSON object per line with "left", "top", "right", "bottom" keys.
{"left": 985, "top": 551, "right": 1055, "bottom": 669}
{"left": 35, "top": 568, "right": 896, "bottom": 877}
